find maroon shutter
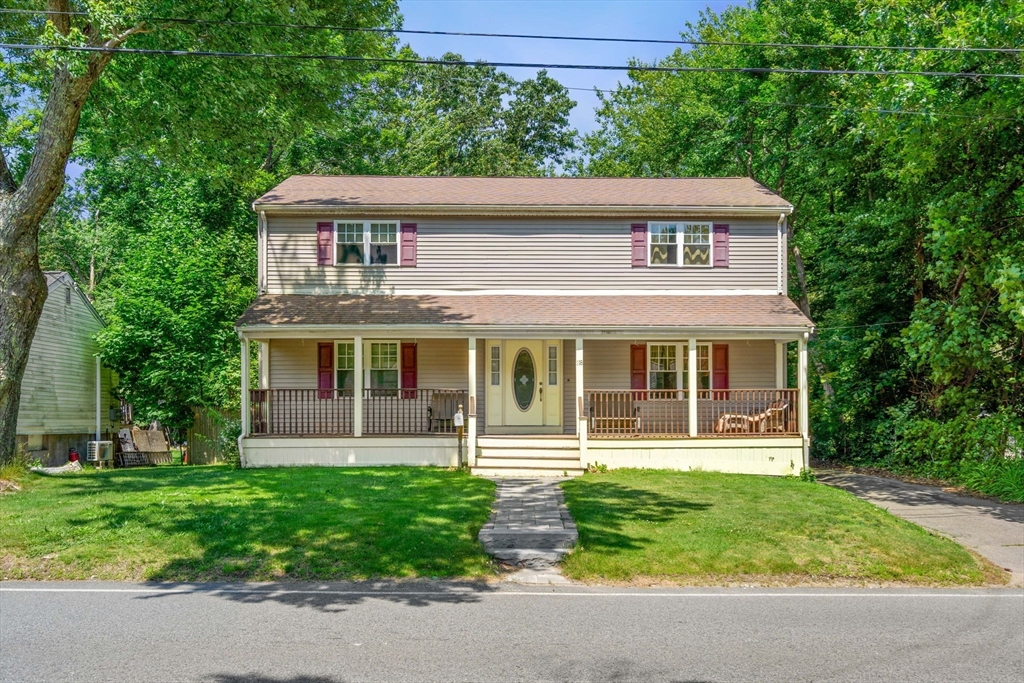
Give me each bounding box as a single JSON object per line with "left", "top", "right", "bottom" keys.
{"left": 712, "top": 343, "right": 729, "bottom": 399}
{"left": 317, "top": 342, "right": 334, "bottom": 398}
{"left": 401, "top": 343, "right": 417, "bottom": 398}
{"left": 630, "top": 344, "right": 647, "bottom": 392}
{"left": 713, "top": 223, "right": 730, "bottom": 268}
{"left": 400, "top": 223, "right": 417, "bottom": 267}
{"left": 317, "top": 222, "right": 333, "bottom": 265}
{"left": 631, "top": 223, "right": 647, "bottom": 267}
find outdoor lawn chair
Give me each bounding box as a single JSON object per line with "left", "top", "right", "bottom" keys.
{"left": 714, "top": 399, "right": 791, "bottom": 434}
{"left": 751, "top": 400, "right": 790, "bottom": 433}
{"left": 427, "top": 393, "right": 460, "bottom": 433}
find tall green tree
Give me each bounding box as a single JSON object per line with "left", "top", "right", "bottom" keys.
{"left": 0, "top": 0, "right": 398, "bottom": 461}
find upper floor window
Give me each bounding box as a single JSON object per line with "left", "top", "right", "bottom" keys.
{"left": 648, "top": 222, "right": 712, "bottom": 267}
{"left": 336, "top": 220, "right": 399, "bottom": 266}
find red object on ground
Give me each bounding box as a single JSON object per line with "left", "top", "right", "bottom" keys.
{"left": 68, "top": 447, "right": 80, "bottom": 462}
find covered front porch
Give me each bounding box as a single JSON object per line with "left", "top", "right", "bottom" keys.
{"left": 238, "top": 331, "right": 811, "bottom": 476}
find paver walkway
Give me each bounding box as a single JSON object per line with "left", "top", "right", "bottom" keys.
{"left": 478, "top": 478, "right": 578, "bottom": 576}
{"left": 818, "top": 470, "right": 1024, "bottom": 586}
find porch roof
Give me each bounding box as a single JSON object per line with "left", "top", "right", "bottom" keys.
{"left": 236, "top": 294, "right": 813, "bottom": 334}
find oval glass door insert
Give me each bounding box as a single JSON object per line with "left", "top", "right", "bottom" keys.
{"left": 512, "top": 348, "right": 536, "bottom": 411}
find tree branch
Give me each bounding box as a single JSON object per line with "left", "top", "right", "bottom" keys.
{"left": 0, "top": 145, "right": 16, "bottom": 194}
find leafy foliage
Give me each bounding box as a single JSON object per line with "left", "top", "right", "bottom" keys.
{"left": 578, "top": 0, "right": 1024, "bottom": 493}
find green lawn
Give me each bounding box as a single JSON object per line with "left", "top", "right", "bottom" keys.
{"left": 1, "top": 465, "right": 495, "bottom": 581}
{"left": 560, "top": 470, "right": 1000, "bottom": 585}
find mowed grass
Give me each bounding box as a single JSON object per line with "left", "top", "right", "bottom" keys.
{"left": 0, "top": 465, "right": 495, "bottom": 581}
{"left": 560, "top": 470, "right": 999, "bottom": 585}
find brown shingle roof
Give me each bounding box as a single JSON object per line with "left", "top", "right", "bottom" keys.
{"left": 253, "top": 175, "right": 791, "bottom": 211}
{"left": 236, "top": 294, "right": 812, "bottom": 330}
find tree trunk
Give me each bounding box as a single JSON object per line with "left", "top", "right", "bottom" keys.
{"left": 787, "top": 218, "right": 835, "bottom": 399}
{"left": 0, "top": 55, "right": 112, "bottom": 463}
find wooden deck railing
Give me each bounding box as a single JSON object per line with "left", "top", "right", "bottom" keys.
{"left": 588, "top": 390, "right": 690, "bottom": 436}
{"left": 250, "top": 389, "right": 354, "bottom": 436}
{"left": 587, "top": 389, "right": 799, "bottom": 437}
{"left": 364, "top": 388, "right": 468, "bottom": 435}
{"left": 249, "top": 388, "right": 468, "bottom": 436}
{"left": 697, "top": 389, "right": 798, "bottom": 435}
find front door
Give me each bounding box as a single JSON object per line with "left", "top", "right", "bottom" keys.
{"left": 504, "top": 341, "right": 546, "bottom": 426}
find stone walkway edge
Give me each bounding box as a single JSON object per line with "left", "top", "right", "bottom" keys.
{"left": 478, "top": 478, "right": 578, "bottom": 581}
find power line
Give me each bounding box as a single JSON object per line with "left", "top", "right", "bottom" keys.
{"left": 4, "top": 43, "right": 1023, "bottom": 80}
{"left": 2, "top": 8, "right": 1022, "bottom": 54}
{"left": 562, "top": 85, "right": 1022, "bottom": 121}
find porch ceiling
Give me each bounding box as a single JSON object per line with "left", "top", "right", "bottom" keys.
{"left": 236, "top": 294, "right": 813, "bottom": 335}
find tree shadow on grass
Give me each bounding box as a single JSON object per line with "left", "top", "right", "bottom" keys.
{"left": 51, "top": 466, "right": 497, "bottom": 595}
{"left": 560, "top": 480, "right": 711, "bottom": 555}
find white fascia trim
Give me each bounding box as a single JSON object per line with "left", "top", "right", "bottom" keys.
{"left": 238, "top": 325, "right": 811, "bottom": 341}
{"left": 252, "top": 203, "right": 794, "bottom": 218}
{"left": 272, "top": 288, "right": 783, "bottom": 297}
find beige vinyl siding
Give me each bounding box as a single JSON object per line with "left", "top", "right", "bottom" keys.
{"left": 476, "top": 346, "right": 486, "bottom": 435}
{"left": 266, "top": 217, "right": 779, "bottom": 293}
{"left": 726, "top": 340, "right": 777, "bottom": 388}
{"left": 269, "top": 338, "right": 469, "bottom": 389}
{"left": 583, "top": 340, "right": 633, "bottom": 390}
{"left": 16, "top": 282, "right": 117, "bottom": 435}
{"left": 416, "top": 339, "right": 468, "bottom": 389}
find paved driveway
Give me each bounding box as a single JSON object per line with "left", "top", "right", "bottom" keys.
{"left": 817, "top": 470, "right": 1024, "bottom": 586}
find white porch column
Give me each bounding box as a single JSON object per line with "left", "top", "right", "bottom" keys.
{"left": 240, "top": 338, "right": 250, "bottom": 437}
{"left": 775, "top": 341, "right": 787, "bottom": 389}
{"left": 687, "top": 338, "right": 698, "bottom": 437}
{"left": 353, "top": 335, "right": 363, "bottom": 437}
{"left": 257, "top": 341, "right": 269, "bottom": 389}
{"left": 798, "top": 333, "right": 810, "bottom": 469}
{"left": 467, "top": 337, "right": 477, "bottom": 467}
{"left": 575, "top": 338, "right": 587, "bottom": 467}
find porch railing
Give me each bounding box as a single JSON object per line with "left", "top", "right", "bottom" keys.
{"left": 587, "top": 388, "right": 799, "bottom": 438}
{"left": 364, "top": 388, "right": 468, "bottom": 435}
{"left": 250, "top": 388, "right": 354, "bottom": 436}
{"left": 249, "top": 388, "right": 467, "bottom": 436}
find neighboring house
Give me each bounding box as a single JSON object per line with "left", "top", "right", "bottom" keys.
{"left": 235, "top": 176, "right": 814, "bottom": 476}
{"left": 16, "top": 272, "right": 119, "bottom": 466}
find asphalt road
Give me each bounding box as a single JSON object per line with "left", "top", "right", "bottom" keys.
{"left": 2, "top": 582, "right": 1022, "bottom": 682}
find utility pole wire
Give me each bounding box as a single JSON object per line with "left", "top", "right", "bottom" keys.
{"left": 2, "top": 8, "right": 1022, "bottom": 54}
{"left": 3, "top": 43, "right": 1023, "bottom": 79}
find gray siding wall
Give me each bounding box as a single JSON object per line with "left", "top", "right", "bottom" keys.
{"left": 563, "top": 339, "right": 576, "bottom": 435}
{"left": 17, "top": 283, "right": 117, "bottom": 435}
{"left": 266, "top": 217, "right": 780, "bottom": 293}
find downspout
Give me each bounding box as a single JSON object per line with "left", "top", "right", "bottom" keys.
{"left": 95, "top": 356, "right": 101, "bottom": 441}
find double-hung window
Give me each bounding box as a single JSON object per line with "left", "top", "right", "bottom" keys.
{"left": 368, "top": 341, "right": 399, "bottom": 390}
{"left": 335, "top": 220, "right": 399, "bottom": 266}
{"left": 648, "top": 222, "right": 712, "bottom": 266}
{"left": 681, "top": 223, "right": 711, "bottom": 266}
{"left": 649, "top": 344, "right": 678, "bottom": 390}
{"left": 680, "top": 343, "right": 712, "bottom": 389}
{"left": 649, "top": 223, "right": 678, "bottom": 266}
{"left": 336, "top": 342, "right": 355, "bottom": 390}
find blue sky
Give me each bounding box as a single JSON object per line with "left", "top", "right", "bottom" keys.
{"left": 397, "top": 0, "right": 739, "bottom": 134}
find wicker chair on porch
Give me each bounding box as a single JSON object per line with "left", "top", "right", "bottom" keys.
{"left": 427, "top": 392, "right": 460, "bottom": 433}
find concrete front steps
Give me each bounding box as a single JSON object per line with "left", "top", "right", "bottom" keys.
{"left": 472, "top": 436, "right": 585, "bottom": 477}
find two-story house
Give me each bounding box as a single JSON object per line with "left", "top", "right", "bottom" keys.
{"left": 235, "top": 175, "right": 813, "bottom": 475}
